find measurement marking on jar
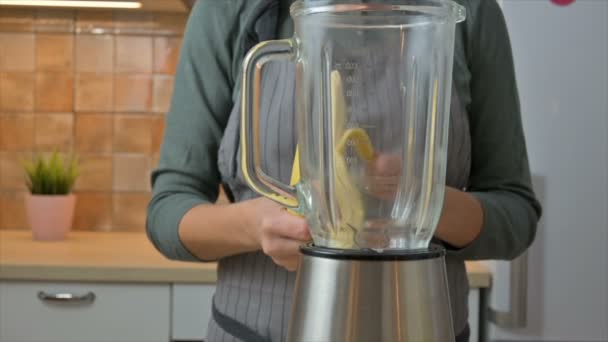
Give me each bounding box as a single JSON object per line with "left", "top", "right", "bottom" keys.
{"left": 333, "top": 62, "right": 359, "bottom": 70}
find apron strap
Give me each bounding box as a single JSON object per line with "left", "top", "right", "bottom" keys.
{"left": 212, "top": 297, "right": 269, "bottom": 342}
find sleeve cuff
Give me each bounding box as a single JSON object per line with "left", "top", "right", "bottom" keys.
{"left": 147, "top": 195, "right": 207, "bottom": 262}
{"left": 444, "top": 191, "right": 504, "bottom": 260}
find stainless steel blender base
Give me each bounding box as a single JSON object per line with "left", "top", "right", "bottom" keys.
{"left": 287, "top": 244, "right": 454, "bottom": 342}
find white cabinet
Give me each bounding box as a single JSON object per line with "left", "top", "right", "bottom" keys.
{"left": 0, "top": 282, "right": 171, "bottom": 342}
{"left": 0, "top": 281, "right": 482, "bottom": 342}
{"left": 171, "top": 284, "right": 215, "bottom": 341}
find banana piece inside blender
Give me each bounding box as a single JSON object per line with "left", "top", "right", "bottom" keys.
{"left": 288, "top": 71, "right": 375, "bottom": 249}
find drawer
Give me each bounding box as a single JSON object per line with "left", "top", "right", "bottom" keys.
{"left": 0, "top": 281, "right": 170, "bottom": 342}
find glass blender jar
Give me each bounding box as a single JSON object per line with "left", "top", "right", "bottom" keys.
{"left": 241, "top": 1, "right": 466, "bottom": 340}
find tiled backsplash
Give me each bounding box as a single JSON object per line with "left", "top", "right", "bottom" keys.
{"left": 0, "top": 8, "right": 191, "bottom": 232}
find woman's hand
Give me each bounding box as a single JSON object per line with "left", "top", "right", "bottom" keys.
{"left": 434, "top": 187, "right": 483, "bottom": 248}
{"left": 179, "top": 197, "right": 310, "bottom": 268}
{"left": 246, "top": 198, "right": 312, "bottom": 272}
{"left": 364, "top": 154, "right": 402, "bottom": 199}
{"left": 362, "top": 154, "right": 483, "bottom": 248}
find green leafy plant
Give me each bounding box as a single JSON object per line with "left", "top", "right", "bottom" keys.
{"left": 22, "top": 152, "right": 80, "bottom": 195}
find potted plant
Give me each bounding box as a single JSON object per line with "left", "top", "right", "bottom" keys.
{"left": 22, "top": 152, "right": 79, "bottom": 241}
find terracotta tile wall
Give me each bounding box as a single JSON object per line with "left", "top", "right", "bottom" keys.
{"left": 0, "top": 8, "right": 224, "bottom": 232}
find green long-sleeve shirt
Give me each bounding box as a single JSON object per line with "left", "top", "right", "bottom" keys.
{"left": 147, "top": 0, "right": 541, "bottom": 263}
{"left": 147, "top": 1, "right": 542, "bottom": 338}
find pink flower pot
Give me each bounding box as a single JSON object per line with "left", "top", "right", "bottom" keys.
{"left": 25, "top": 194, "right": 76, "bottom": 241}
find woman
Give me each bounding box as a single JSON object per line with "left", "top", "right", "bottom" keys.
{"left": 147, "top": 0, "right": 542, "bottom": 341}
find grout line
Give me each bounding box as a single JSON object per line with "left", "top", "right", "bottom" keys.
{"left": 32, "top": 30, "right": 38, "bottom": 150}
{"left": 110, "top": 15, "right": 117, "bottom": 206}
{"left": 71, "top": 22, "right": 76, "bottom": 156}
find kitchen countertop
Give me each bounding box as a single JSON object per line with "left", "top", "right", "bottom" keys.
{"left": 0, "top": 230, "right": 491, "bottom": 287}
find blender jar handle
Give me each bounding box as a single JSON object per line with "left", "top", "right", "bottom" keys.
{"left": 241, "top": 39, "right": 299, "bottom": 209}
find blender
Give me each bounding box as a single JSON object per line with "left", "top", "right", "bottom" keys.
{"left": 241, "top": 1, "right": 466, "bottom": 341}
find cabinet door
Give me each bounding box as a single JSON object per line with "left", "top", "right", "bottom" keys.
{"left": 0, "top": 281, "right": 170, "bottom": 342}
{"left": 171, "top": 284, "right": 215, "bottom": 341}
{"left": 468, "top": 289, "right": 480, "bottom": 342}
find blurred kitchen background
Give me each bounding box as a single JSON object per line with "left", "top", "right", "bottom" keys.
{"left": 0, "top": 1, "right": 230, "bottom": 232}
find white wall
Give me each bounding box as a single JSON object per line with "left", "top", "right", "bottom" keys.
{"left": 490, "top": 0, "right": 608, "bottom": 341}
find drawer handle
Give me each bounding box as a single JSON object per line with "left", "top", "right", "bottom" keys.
{"left": 37, "top": 291, "right": 96, "bottom": 304}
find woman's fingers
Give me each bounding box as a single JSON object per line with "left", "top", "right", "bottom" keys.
{"left": 273, "top": 238, "right": 304, "bottom": 271}
{"left": 262, "top": 211, "right": 311, "bottom": 242}
{"left": 261, "top": 235, "right": 305, "bottom": 272}
{"left": 260, "top": 236, "right": 300, "bottom": 259}
{"left": 364, "top": 154, "right": 403, "bottom": 199}
{"left": 368, "top": 154, "right": 402, "bottom": 176}
{"left": 252, "top": 198, "right": 311, "bottom": 271}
